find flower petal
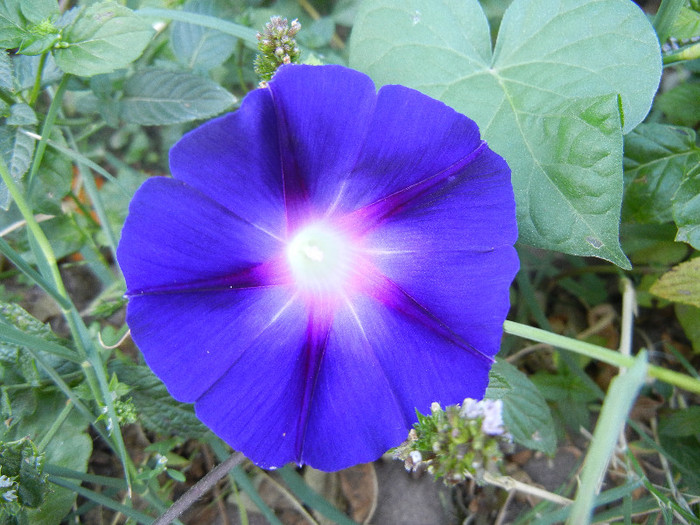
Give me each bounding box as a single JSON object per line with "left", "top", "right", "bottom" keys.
{"left": 126, "top": 287, "right": 298, "bottom": 402}
{"left": 117, "top": 177, "right": 283, "bottom": 294}
{"left": 267, "top": 65, "right": 377, "bottom": 227}
{"left": 358, "top": 148, "right": 519, "bottom": 356}
{"left": 364, "top": 249, "right": 518, "bottom": 360}
{"left": 300, "top": 302, "right": 410, "bottom": 471}
{"left": 337, "top": 84, "right": 484, "bottom": 215}
{"left": 194, "top": 296, "right": 312, "bottom": 469}
{"left": 301, "top": 294, "right": 495, "bottom": 470}
{"left": 169, "top": 88, "right": 285, "bottom": 237}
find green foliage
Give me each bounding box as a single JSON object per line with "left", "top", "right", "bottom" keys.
{"left": 0, "top": 438, "right": 47, "bottom": 517}
{"left": 0, "top": 125, "right": 34, "bottom": 210}
{"left": 486, "top": 359, "right": 557, "bottom": 455}
{"left": 109, "top": 359, "right": 210, "bottom": 440}
{"left": 53, "top": 2, "right": 154, "bottom": 77}
{"left": 623, "top": 124, "right": 700, "bottom": 225}
{"left": 170, "top": 0, "right": 237, "bottom": 71}
{"left": 673, "top": 165, "right": 700, "bottom": 249}
{"left": 650, "top": 258, "right": 700, "bottom": 308}
{"left": 0, "top": 0, "right": 59, "bottom": 50}
{"left": 350, "top": 0, "right": 662, "bottom": 268}
{"left": 118, "top": 69, "right": 236, "bottom": 125}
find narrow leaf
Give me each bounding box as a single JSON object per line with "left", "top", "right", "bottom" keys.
{"left": 567, "top": 352, "right": 648, "bottom": 524}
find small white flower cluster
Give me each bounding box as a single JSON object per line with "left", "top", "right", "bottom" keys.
{"left": 460, "top": 398, "right": 506, "bottom": 436}
{"left": 0, "top": 474, "right": 17, "bottom": 503}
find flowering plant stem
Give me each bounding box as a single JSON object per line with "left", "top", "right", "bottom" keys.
{"left": 503, "top": 320, "right": 700, "bottom": 394}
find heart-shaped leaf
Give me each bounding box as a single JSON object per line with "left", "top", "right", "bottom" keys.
{"left": 350, "top": 0, "right": 661, "bottom": 268}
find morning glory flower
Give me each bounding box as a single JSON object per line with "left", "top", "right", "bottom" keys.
{"left": 117, "top": 64, "right": 518, "bottom": 472}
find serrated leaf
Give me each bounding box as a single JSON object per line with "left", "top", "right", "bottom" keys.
{"left": 486, "top": 360, "right": 557, "bottom": 455}
{"left": 0, "top": 437, "right": 47, "bottom": 509}
{"left": 53, "top": 1, "right": 154, "bottom": 77}
{"left": 673, "top": 166, "right": 700, "bottom": 250}
{"left": 350, "top": 0, "right": 661, "bottom": 267}
{"left": 0, "top": 124, "right": 36, "bottom": 210}
{"left": 650, "top": 258, "right": 700, "bottom": 308}
{"left": 0, "top": 0, "right": 31, "bottom": 48}
{"left": 170, "top": 0, "right": 236, "bottom": 71}
{"left": 0, "top": 0, "right": 59, "bottom": 49}
{"left": 1, "top": 392, "right": 92, "bottom": 525}
{"left": 109, "top": 360, "right": 209, "bottom": 439}
{"left": 7, "top": 103, "right": 37, "bottom": 126}
{"left": 0, "top": 50, "right": 13, "bottom": 90}
{"left": 623, "top": 124, "right": 700, "bottom": 224}
{"left": 118, "top": 69, "right": 236, "bottom": 125}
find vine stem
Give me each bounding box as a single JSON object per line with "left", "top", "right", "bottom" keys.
{"left": 503, "top": 320, "right": 700, "bottom": 395}
{"left": 153, "top": 452, "right": 246, "bottom": 525}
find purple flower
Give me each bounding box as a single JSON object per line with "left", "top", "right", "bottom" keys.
{"left": 116, "top": 65, "right": 518, "bottom": 471}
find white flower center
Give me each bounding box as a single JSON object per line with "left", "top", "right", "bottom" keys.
{"left": 287, "top": 223, "right": 350, "bottom": 293}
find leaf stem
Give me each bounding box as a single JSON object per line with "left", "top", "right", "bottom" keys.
{"left": 503, "top": 320, "right": 700, "bottom": 394}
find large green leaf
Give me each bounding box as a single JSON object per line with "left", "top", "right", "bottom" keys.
{"left": 170, "top": 0, "right": 237, "bottom": 71}
{"left": 350, "top": 0, "right": 661, "bottom": 268}
{"left": 53, "top": 1, "right": 153, "bottom": 77}
{"left": 623, "top": 124, "right": 699, "bottom": 224}
{"left": 486, "top": 359, "right": 557, "bottom": 455}
{"left": 118, "top": 69, "right": 236, "bottom": 125}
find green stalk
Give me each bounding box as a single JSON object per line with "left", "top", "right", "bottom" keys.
{"left": 653, "top": 0, "right": 684, "bottom": 44}
{"left": 503, "top": 320, "right": 700, "bottom": 394}
{"left": 26, "top": 75, "right": 68, "bottom": 195}
{"left": 136, "top": 8, "right": 258, "bottom": 46}
{"left": 28, "top": 52, "right": 48, "bottom": 106}
{"left": 0, "top": 236, "right": 71, "bottom": 309}
{"left": 37, "top": 400, "right": 74, "bottom": 452}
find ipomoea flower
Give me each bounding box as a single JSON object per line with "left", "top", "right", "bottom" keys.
{"left": 117, "top": 65, "right": 518, "bottom": 471}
